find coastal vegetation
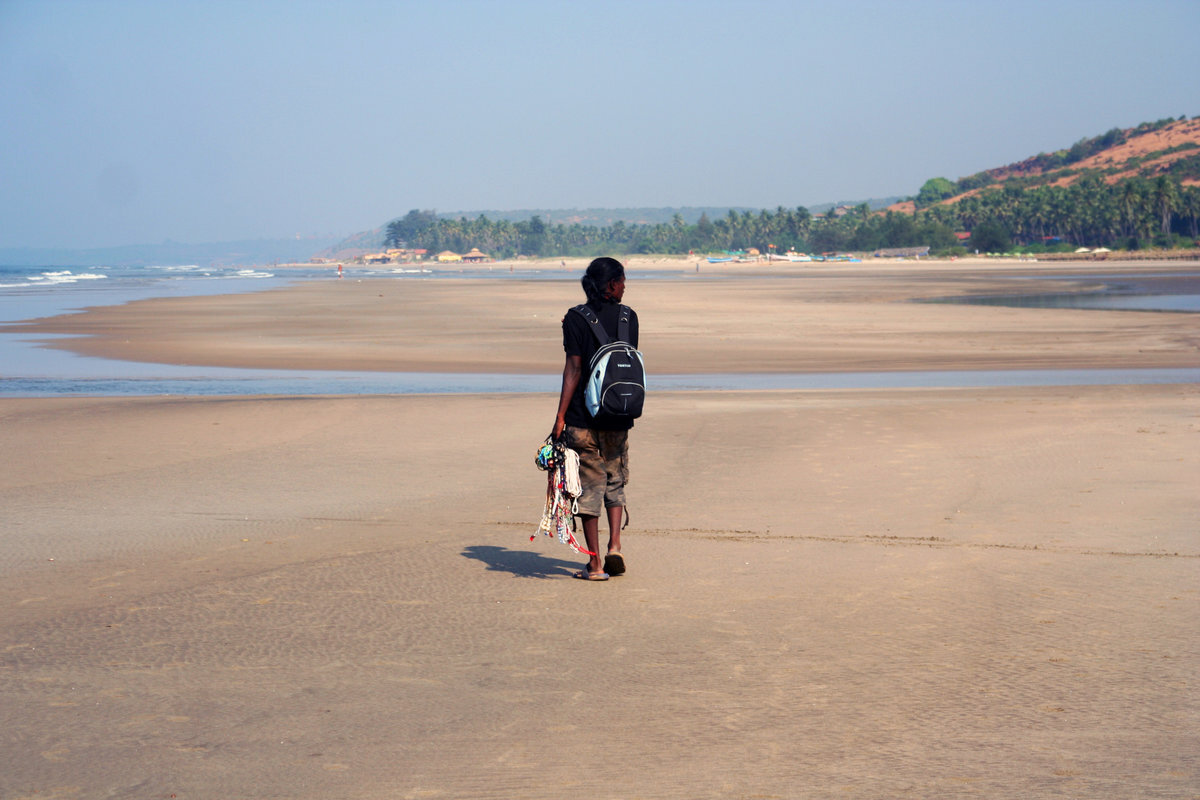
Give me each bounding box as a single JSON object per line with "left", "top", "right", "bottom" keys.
{"left": 383, "top": 205, "right": 962, "bottom": 259}
{"left": 379, "top": 116, "right": 1200, "bottom": 258}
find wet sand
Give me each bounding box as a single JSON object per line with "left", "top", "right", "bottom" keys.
{"left": 17, "top": 258, "right": 1200, "bottom": 374}
{"left": 2, "top": 261, "right": 1198, "bottom": 798}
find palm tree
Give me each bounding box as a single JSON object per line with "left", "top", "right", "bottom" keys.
{"left": 1153, "top": 176, "right": 1181, "bottom": 239}
{"left": 1046, "top": 188, "right": 1073, "bottom": 243}
{"left": 1119, "top": 181, "right": 1141, "bottom": 242}
{"left": 956, "top": 195, "right": 981, "bottom": 233}
{"left": 1180, "top": 186, "right": 1200, "bottom": 240}
{"left": 794, "top": 206, "right": 813, "bottom": 245}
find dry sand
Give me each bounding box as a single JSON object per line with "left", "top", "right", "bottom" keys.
{"left": 2, "top": 261, "right": 1198, "bottom": 798}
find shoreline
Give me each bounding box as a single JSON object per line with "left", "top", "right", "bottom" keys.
{"left": 288, "top": 249, "right": 1200, "bottom": 271}
{"left": 12, "top": 259, "right": 1200, "bottom": 377}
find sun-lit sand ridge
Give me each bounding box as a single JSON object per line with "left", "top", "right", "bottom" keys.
{"left": 1, "top": 258, "right": 1197, "bottom": 798}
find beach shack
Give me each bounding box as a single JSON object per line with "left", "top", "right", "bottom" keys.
{"left": 436, "top": 250, "right": 462, "bottom": 263}
{"left": 461, "top": 248, "right": 490, "bottom": 263}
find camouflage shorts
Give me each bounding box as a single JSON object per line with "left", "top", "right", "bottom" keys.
{"left": 561, "top": 426, "right": 629, "bottom": 517}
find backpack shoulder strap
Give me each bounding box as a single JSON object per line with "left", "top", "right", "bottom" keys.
{"left": 571, "top": 304, "right": 609, "bottom": 345}
{"left": 616, "top": 304, "right": 633, "bottom": 344}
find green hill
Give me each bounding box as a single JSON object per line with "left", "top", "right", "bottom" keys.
{"left": 896, "top": 115, "right": 1200, "bottom": 252}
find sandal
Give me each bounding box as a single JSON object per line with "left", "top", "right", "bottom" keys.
{"left": 603, "top": 552, "right": 626, "bottom": 577}
{"left": 574, "top": 569, "right": 609, "bottom": 581}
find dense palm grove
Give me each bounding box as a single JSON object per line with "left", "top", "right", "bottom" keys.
{"left": 385, "top": 175, "right": 1199, "bottom": 259}
{"left": 385, "top": 117, "right": 1200, "bottom": 257}
{"left": 923, "top": 175, "right": 1200, "bottom": 253}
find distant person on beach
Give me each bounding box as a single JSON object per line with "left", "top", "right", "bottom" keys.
{"left": 552, "top": 257, "right": 639, "bottom": 581}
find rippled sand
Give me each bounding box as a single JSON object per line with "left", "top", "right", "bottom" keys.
{"left": 2, "top": 262, "right": 1199, "bottom": 798}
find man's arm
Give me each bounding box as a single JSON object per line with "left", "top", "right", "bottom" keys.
{"left": 552, "top": 354, "right": 583, "bottom": 439}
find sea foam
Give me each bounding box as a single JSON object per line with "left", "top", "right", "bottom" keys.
{"left": 25, "top": 270, "right": 108, "bottom": 285}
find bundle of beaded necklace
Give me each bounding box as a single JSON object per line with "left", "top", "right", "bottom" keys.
{"left": 533, "top": 438, "right": 594, "bottom": 555}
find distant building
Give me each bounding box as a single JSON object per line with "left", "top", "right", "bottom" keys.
{"left": 461, "top": 248, "right": 490, "bottom": 263}
{"left": 874, "top": 246, "right": 931, "bottom": 258}
{"left": 436, "top": 250, "right": 462, "bottom": 262}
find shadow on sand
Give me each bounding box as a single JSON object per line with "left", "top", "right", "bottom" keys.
{"left": 461, "top": 545, "right": 581, "bottom": 579}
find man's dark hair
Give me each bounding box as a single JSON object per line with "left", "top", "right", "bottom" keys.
{"left": 581, "top": 257, "right": 625, "bottom": 304}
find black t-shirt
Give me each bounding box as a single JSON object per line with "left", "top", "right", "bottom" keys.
{"left": 562, "top": 299, "right": 640, "bottom": 430}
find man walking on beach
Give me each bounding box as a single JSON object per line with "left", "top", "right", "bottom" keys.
{"left": 552, "top": 257, "right": 639, "bottom": 582}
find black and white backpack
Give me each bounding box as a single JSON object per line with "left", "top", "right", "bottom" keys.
{"left": 571, "top": 304, "right": 646, "bottom": 421}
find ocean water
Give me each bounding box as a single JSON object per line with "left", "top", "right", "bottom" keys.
{"left": 0, "top": 261, "right": 599, "bottom": 308}
{"left": 2, "top": 264, "right": 1198, "bottom": 397}
{"left": 0, "top": 261, "right": 659, "bottom": 325}
{"left": 0, "top": 263, "right": 298, "bottom": 323}
{"left": 931, "top": 271, "right": 1200, "bottom": 313}
{"left": 0, "top": 263, "right": 582, "bottom": 396}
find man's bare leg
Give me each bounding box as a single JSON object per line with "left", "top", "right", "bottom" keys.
{"left": 579, "top": 515, "right": 604, "bottom": 576}
{"left": 606, "top": 505, "right": 624, "bottom": 555}
{"left": 602, "top": 506, "right": 626, "bottom": 576}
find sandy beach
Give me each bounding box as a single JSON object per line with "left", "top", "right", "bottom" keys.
{"left": 2, "top": 260, "right": 1198, "bottom": 798}
{"left": 18, "top": 257, "right": 1200, "bottom": 374}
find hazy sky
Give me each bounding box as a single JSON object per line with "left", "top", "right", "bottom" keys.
{"left": 2, "top": 0, "right": 1198, "bottom": 248}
